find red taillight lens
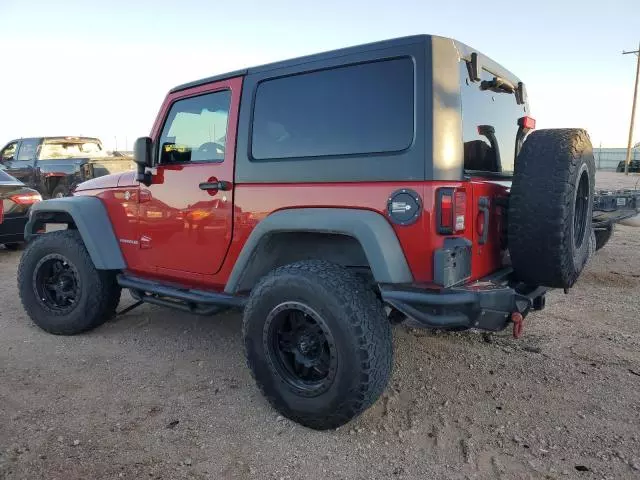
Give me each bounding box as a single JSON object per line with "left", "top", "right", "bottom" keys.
{"left": 518, "top": 116, "right": 536, "bottom": 130}
{"left": 440, "top": 192, "right": 453, "bottom": 230}
{"left": 437, "top": 188, "right": 466, "bottom": 234}
{"left": 10, "top": 193, "right": 42, "bottom": 205}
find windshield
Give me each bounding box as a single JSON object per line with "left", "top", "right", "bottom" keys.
{"left": 39, "top": 140, "right": 107, "bottom": 159}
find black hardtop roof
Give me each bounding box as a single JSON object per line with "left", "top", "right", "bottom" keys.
{"left": 169, "top": 34, "right": 521, "bottom": 94}
{"left": 170, "top": 35, "right": 430, "bottom": 93}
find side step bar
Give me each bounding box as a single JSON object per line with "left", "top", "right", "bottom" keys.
{"left": 117, "top": 274, "right": 246, "bottom": 315}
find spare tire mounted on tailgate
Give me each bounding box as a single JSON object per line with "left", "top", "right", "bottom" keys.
{"left": 508, "top": 129, "right": 596, "bottom": 289}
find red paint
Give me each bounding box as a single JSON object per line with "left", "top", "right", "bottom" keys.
{"left": 117, "top": 171, "right": 138, "bottom": 187}
{"left": 76, "top": 172, "right": 125, "bottom": 191}
{"left": 74, "top": 75, "right": 510, "bottom": 292}
{"left": 466, "top": 179, "right": 511, "bottom": 280}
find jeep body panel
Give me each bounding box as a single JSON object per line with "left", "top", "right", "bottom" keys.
{"left": 41, "top": 34, "right": 528, "bottom": 293}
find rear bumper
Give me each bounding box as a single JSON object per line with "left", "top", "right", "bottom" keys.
{"left": 0, "top": 216, "right": 28, "bottom": 242}
{"left": 380, "top": 269, "right": 547, "bottom": 332}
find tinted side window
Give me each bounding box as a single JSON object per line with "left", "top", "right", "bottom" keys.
{"left": 459, "top": 62, "right": 526, "bottom": 174}
{"left": 251, "top": 58, "right": 414, "bottom": 160}
{"left": 16, "top": 139, "right": 40, "bottom": 163}
{"left": 159, "top": 90, "right": 231, "bottom": 164}
{"left": 0, "top": 142, "right": 18, "bottom": 163}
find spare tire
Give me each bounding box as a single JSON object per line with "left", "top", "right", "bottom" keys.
{"left": 508, "top": 129, "right": 595, "bottom": 288}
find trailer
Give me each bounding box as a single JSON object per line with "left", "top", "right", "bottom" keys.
{"left": 592, "top": 188, "right": 640, "bottom": 251}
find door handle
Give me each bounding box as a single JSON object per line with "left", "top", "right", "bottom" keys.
{"left": 199, "top": 180, "right": 231, "bottom": 191}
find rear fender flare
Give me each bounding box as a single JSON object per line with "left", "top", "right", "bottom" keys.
{"left": 224, "top": 208, "right": 413, "bottom": 293}
{"left": 25, "top": 197, "right": 126, "bottom": 270}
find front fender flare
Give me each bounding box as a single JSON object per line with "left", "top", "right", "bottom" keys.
{"left": 224, "top": 208, "right": 413, "bottom": 293}
{"left": 25, "top": 197, "right": 126, "bottom": 270}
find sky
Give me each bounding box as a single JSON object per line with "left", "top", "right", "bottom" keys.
{"left": 0, "top": 0, "right": 639, "bottom": 151}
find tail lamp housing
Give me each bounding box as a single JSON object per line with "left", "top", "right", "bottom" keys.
{"left": 10, "top": 193, "right": 42, "bottom": 205}
{"left": 437, "top": 188, "right": 466, "bottom": 234}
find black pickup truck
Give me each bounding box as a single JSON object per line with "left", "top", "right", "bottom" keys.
{"left": 0, "top": 137, "right": 113, "bottom": 198}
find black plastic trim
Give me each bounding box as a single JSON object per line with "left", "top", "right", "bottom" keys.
{"left": 435, "top": 187, "right": 454, "bottom": 235}
{"left": 25, "top": 197, "right": 126, "bottom": 270}
{"left": 224, "top": 208, "right": 413, "bottom": 293}
{"left": 380, "top": 269, "right": 548, "bottom": 332}
{"left": 386, "top": 188, "right": 422, "bottom": 226}
{"left": 169, "top": 69, "right": 248, "bottom": 93}
{"left": 118, "top": 274, "right": 246, "bottom": 308}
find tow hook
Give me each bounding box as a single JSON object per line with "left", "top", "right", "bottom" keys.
{"left": 511, "top": 312, "right": 524, "bottom": 339}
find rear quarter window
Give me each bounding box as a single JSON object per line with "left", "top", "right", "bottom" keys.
{"left": 250, "top": 58, "right": 414, "bottom": 160}
{"left": 459, "top": 62, "right": 527, "bottom": 174}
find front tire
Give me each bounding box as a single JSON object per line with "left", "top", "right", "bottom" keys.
{"left": 18, "top": 230, "right": 121, "bottom": 335}
{"left": 243, "top": 260, "right": 392, "bottom": 430}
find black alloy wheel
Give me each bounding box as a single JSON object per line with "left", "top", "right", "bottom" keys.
{"left": 33, "top": 253, "right": 80, "bottom": 312}
{"left": 264, "top": 301, "right": 337, "bottom": 397}
{"left": 573, "top": 169, "right": 590, "bottom": 250}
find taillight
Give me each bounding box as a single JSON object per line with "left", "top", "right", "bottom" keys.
{"left": 437, "top": 188, "right": 466, "bottom": 234}
{"left": 440, "top": 193, "right": 453, "bottom": 230}
{"left": 10, "top": 193, "right": 42, "bottom": 205}
{"left": 518, "top": 116, "right": 536, "bottom": 131}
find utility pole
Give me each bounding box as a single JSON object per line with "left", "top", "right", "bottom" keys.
{"left": 622, "top": 43, "right": 640, "bottom": 175}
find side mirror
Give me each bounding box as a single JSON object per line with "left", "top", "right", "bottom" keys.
{"left": 134, "top": 137, "right": 153, "bottom": 186}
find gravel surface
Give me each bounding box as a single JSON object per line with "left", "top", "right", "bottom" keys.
{"left": 1, "top": 173, "right": 639, "bottom": 479}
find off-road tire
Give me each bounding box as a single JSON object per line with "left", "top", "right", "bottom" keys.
{"left": 243, "top": 260, "right": 392, "bottom": 430}
{"left": 594, "top": 225, "right": 614, "bottom": 251}
{"left": 18, "top": 230, "right": 121, "bottom": 335}
{"left": 508, "top": 129, "right": 596, "bottom": 288}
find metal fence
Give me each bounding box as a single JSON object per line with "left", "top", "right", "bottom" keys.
{"left": 593, "top": 148, "right": 640, "bottom": 171}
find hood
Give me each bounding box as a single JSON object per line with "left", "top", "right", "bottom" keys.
{"left": 75, "top": 172, "right": 124, "bottom": 191}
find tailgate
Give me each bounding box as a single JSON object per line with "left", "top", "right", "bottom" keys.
{"left": 467, "top": 179, "right": 511, "bottom": 280}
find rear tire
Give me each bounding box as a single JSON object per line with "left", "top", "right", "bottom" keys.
{"left": 243, "top": 260, "right": 392, "bottom": 430}
{"left": 18, "top": 230, "right": 121, "bottom": 335}
{"left": 508, "top": 129, "right": 596, "bottom": 288}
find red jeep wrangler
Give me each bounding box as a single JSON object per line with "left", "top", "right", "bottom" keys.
{"left": 18, "top": 35, "right": 596, "bottom": 430}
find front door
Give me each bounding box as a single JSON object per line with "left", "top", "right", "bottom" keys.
{"left": 3, "top": 139, "right": 40, "bottom": 187}
{"left": 138, "top": 77, "right": 242, "bottom": 276}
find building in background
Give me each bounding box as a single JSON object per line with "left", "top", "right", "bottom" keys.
{"left": 593, "top": 146, "right": 640, "bottom": 171}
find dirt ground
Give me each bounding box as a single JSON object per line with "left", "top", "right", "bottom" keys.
{"left": 1, "top": 173, "right": 639, "bottom": 480}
